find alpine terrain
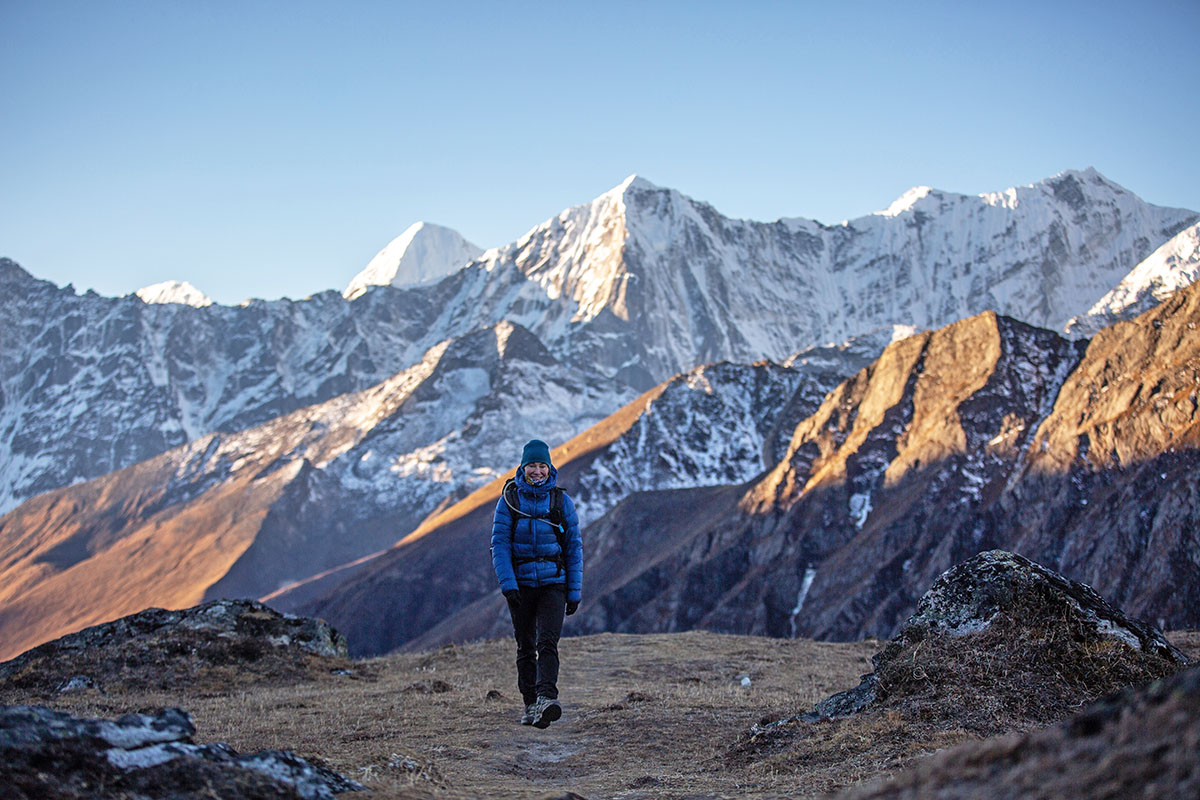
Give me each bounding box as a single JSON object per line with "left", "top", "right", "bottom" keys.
{"left": 2, "top": 168, "right": 1194, "bottom": 517}
{"left": 296, "top": 279, "right": 1199, "bottom": 656}
{"left": 0, "top": 167, "right": 1197, "bottom": 662}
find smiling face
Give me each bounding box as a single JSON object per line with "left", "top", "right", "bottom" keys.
{"left": 523, "top": 462, "right": 550, "bottom": 484}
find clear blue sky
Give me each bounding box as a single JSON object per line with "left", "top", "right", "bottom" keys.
{"left": 3, "top": 0, "right": 1198, "bottom": 305}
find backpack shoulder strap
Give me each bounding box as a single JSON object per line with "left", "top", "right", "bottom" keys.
{"left": 503, "top": 479, "right": 519, "bottom": 532}
{"left": 549, "top": 488, "right": 567, "bottom": 552}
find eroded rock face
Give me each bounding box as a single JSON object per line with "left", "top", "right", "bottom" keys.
{"left": 760, "top": 550, "right": 1187, "bottom": 733}
{"left": 606, "top": 282, "right": 1199, "bottom": 645}
{"left": 0, "top": 705, "right": 363, "bottom": 800}
{"left": 0, "top": 600, "right": 352, "bottom": 696}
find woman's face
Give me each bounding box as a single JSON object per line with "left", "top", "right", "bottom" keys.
{"left": 523, "top": 462, "right": 550, "bottom": 484}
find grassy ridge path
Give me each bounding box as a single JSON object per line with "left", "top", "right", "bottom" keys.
{"left": 21, "top": 631, "right": 878, "bottom": 799}
{"left": 383, "top": 631, "right": 879, "bottom": 799}
{"left": 8, "top": 628, "right": 1197, "bottom": 798}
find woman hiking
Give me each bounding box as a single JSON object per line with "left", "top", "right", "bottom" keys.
{"left": 490, "top": 439, "right": 583, "bottom": 728}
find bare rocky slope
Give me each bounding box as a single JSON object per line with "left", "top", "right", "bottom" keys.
{"left": 301, "top": 280, "right": 1199, "bottom": 657}
{"left": 830, "top": 660, "right": 1200, "bottom": 800}
{"left": 0, "top": 323, "right": 634, "bottom": 662}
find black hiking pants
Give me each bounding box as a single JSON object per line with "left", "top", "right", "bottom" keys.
{"left": 506, "top": 584, "right": 565, "bottom": 704}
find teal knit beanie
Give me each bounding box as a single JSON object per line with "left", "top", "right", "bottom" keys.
{"left": 520, "top": 439, "right": 553, "bottom": 469}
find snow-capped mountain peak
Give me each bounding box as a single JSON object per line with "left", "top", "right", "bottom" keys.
{"left": 453, "top": 168, "right": 1198, "bottom": 392}
{"left": 979, "top": 167, "right": 1121, "bottom": 211}
{"left": 135, "top": 280, "right": 213, "bottom": 307}
{"left": 618, "top": 173, "right": 658, "bottom": 193}
{"left": 343, "top": 221, "right": 483, "bottom": 300}
{"left": 877, "top": 186, "right": 936, "bottom": 217}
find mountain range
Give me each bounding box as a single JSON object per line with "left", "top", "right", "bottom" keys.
{"left": 298, "top": 281, "right": 1199, "bottom": 656}
{"left": 1, "top": 168, "right": 1197, "bottom": 661}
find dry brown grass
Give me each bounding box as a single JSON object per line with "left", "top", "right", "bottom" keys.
{"left": 2, "top": 631, "right": 878, "bottom": 799}
{"left": 2, "top": 628, "right": 1194, "bottom": 799}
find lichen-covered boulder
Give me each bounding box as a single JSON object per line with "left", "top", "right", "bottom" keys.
{"left": 0, "top": 704, "right": 364, "bottom": 800}
{"left": 758, "top": 550, "right": 1189, "bottom": 737}
{"left": 904, "top": 551, "right": 1184, "bottom": 657}
{"left": 0, "top": 599, "right": 355, "bottom": 697}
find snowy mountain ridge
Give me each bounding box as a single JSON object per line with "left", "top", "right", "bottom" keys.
{"left": 1065, "top": 220, "right": 1200, "bottom": 336}
{"left": 446, "top": 167, "right": 1196, "bottom": 388}
{"left": 1, "top": 168, "right": 1196, "bottom": 516}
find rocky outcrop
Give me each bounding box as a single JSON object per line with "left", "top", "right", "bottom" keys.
{"left": 0, "top": 705, "right": 364, "bottom": 800}
{"left": 736, "top": 551, "right": 1190, "bottom": 784}
{"left": 765, "top": 551, "right": 1186, "bottom": 730}
{"left": 0, "top": 600, "right": 353, "bottom": 695}
{"left": 831, "top": 662, "right": 1200, "bottom": 800}
{"left": 894, "top": 551, "right": 1182, "bottom": 653}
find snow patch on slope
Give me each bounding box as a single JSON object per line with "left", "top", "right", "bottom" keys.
{"left": 570, "top": 361, "right": 808, "bottom": 525}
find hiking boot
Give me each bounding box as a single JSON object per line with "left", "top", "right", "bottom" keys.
{"left": 531, "top": 696, "right": 561, "bottom": 729}
{"left": 520, "top": 703, "right": 536, "bottom": 725}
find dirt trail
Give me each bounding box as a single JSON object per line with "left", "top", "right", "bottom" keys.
{"left": 373, "top": 631, "right": 879, "bottom": 798}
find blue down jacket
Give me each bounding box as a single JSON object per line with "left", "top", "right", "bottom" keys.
{"left": 491, "top": 467, "right": 583, "bottom": 603}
